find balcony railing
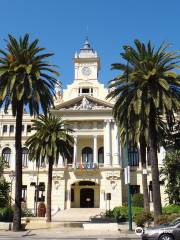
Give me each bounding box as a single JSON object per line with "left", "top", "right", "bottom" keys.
{"left": 75, "top": 163, "right": 98, "bottom": 170}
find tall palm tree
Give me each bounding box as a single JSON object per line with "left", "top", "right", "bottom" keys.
{"left": 107, "top": 40, "right": 180, "bottom": 224}
{"left": 139, "top": 136, "right": 150, "bottom": 213}
{"left": 0, "top": 34, "right": 59, "bottom": 231}
{"left": 117, "top": 120, "right": 150, "bottom": 213}
{"left": 25, "top": 115, "right": 73, "bottom": 222}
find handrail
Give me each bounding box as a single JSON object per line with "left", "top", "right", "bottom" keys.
{"left": 75, "top": 163, "right": 98, "bottom": 170}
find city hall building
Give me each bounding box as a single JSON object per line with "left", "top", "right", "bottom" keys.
{"left": 1, "top": 39, "right": 166, "bottom": 213}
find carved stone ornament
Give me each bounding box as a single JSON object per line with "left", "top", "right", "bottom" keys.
{"left": 54, "top": 180, "right": 60, "bottom": 190}
{"left": 71, "top": 97, "right": 111, "bottom": 110}
{"left": 74, "top": 97, "right": 92, "bottom": 110}
{"left": 110, "top": 180, "right": 117, "bottom": 190}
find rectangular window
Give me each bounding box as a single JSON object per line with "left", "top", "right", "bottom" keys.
{"left": 22, "top": 149, "right": 29, "bottom": 167}
{"left": 3, "top": 125, "right": 7, "bottom": 133}
{"left": 27, "top": 125, "right": 31, "bottom": 132}
{"left": 82, "top": 88, "right": 90, "bottom": 94}
{"left": 38, "top": 182, "right": 45, "bottom": 202}
{"left": 21, "top": 185, "right": 27, "bottom": 202}
{"left": 10, "top": 125, "right": 14, "bottom": 133}
{"left": 131, "top": 185, "right": 140, "bottom": 195}
{"left": 22, "top": 125, "right": 24, "bottom": 132}
{"left": 128, "top": 143, "right": 139, "bottom": 166}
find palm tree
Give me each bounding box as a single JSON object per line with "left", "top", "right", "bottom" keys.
{"left": 25, "top": 115, "right": 73, "bottom": 222}
{"left": 0, "top": 34, "right": 59, "bottom": 231}
{"left": 117, "top": 120, "right": 150, "bottom": 213}
{"left": 107, "top": 40, "right": 180, "bottom": 224}
{"left": 140, "top": 136, "right": 150, "bottom": 213}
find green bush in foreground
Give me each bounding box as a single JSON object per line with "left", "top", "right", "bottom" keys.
{"left": 22, "top": 208, "right": 34, "bottom": 217}
{"left": 156, "top": 213, "right": 180, "bottom": 225}
{"left": 0, "top": 180, "right": 10, "bottom": 208}
{"left": 0, "top": 207, "right": 13, "bottom": 222}
{"left": 132, "top": 193, "right": 144, "bottom": 208}
{"left": 162, "top": 205, "right": 180, "bottom": 214}
{"left": 134, "top": 212, "right": 153, "bottom": 227}
{"left": 112, "top": 206, "right": 144, "bottom": 222}
{"left": 107, "top": 205, "right": 180, "bottom": 224}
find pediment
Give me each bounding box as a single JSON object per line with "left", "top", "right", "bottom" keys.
{"left": 55, "top": 95, "right": 113, "bottom": 111}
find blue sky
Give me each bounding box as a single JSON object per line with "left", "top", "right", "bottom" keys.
{"left": 0, "top": 0, "right": 180, "bottom": 88}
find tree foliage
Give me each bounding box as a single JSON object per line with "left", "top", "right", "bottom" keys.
{"left": 0, "top": 157, "right": 10, "bottom": 208}
{"left": 0, "top": 34, "right": 59, "bottom": 115}
{"left": 161, "top": 150, "right": 180, "bottom": 204}
{"left": 25, "top": 114, "right": 73, "bottom": 222}
{"left": 107, "top": 40, "right": 180, "bottom": 145}
{"left": 107, "top": 39, "right": 180, "bottom": 223}
{"left": 26, "top": 114, "right": 74, "bottom": 164}
{"left": 0, "top": 34, "right": 59, "bottom": 230}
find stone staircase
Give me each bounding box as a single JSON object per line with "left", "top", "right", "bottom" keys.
{"left": 52, "top": 208, "right": 104, "bottom": 222}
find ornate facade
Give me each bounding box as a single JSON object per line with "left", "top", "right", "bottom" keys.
{"left": 1, "top": 39, "right": 167, "bottom": 213}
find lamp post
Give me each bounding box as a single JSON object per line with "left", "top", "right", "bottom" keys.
{"left": 29, "top": 164, "right": 39, "bottom": 217}
{"left": 125, "top": 52, "right": 132, "bottom": 231}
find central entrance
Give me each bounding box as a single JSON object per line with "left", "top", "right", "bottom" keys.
{"left": 80, "top": 188, "right": 94, "bottom": 208}
{"left": 70, "top": 180, "right": 100, "bottom": 208}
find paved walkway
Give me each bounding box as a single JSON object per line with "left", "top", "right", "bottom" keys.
{"left": 0, "top": 227, "right": 140, "bottom": 240}
{"left": 0, "top": 209, "right": 140, "bottom": 239}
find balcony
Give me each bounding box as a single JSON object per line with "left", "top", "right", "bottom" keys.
{"left": 76, "top": 163, "right": 98, "bottom": 170}
{"left": 72, "top": 163, "right": 99, "bottom": 174}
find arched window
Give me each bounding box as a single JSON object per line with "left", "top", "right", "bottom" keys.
{"left": 82, "top": 147, "right": 93, "bottom": 164}
{"left": 98, "top": 147, "right": 104, "bottom": 164}
{"left": 128, "top": 143, "right": 139, "bottom": 166}
{"left": 2, "top": 147, "right": 11, "bottom": 167}
{"left": 22, "top": 147, "right": 29, "bottom": 167}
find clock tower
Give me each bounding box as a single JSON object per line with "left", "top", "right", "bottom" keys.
{"left": 61, "top": 38, "right": 108, "bottom": 102}
{"left": 73, "top": 38, "right": 100, "bottom": 81}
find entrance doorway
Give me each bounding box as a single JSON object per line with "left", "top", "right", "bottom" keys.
{"left": 80, "top": 188, "right": 94, "bottom": 208}
{"left": 70, "top": 181, "right": 99, "bottom": 208}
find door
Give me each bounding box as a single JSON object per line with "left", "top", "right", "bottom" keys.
{"left": 80, "top": 188, "right": 94, "bottom": 208}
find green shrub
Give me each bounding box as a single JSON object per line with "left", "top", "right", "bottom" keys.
{"left": 132, "top": 193, "right": 144, "bottom": 208}
{"left": 167, "top": 213, "right": 180, "bottom": 222}
{"left": 113, "top": 206, "right": 128, "bottom": 222}
{"left": 132, "top": 207, "right": 144, "bottom": 217}
{"left": 0, "top": 207, "right": 13, "bottom": 222}
{"left": 112, "top": 206, "right": 144, "bottom": 222}
{"left": 0, "top": 180, "right": 10, "bottom": 208}
{"left": 163, "top": 205, "right": 180, "bottom": 214}
{"left": 134, "top": 212, "right": 153, "bottom": 227}
{"left": 22, "top": 208, "right": 34, "bottom": 217}
{"left": 156, "top": 214, "right": 169, "bottom": 225}
{"left": 156, "top": 213, "right": 180, "bottom": 225}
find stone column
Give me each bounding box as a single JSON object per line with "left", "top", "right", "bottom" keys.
{"left": 104, "top": 120, "right": 111, "bottom": 166}
{"left": 113, "top": 123, "right": 120, "bottom": 166}
{"left": 7, "top": 125, "right": 10, "bottom": 136}
{"left": 93, "top": 135, "right": 98, "bottom": 165}
{"left": 73, "top": 136, "right": 77, "bottom": 167}
{"left": 58, "top": 154, "right": 64, "bottom": 167}
{"left": 66, "top": 187, "right": 71, "bottom": 209}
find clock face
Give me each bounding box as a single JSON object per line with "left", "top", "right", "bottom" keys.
{"left": 82, "top": 66, "right": 91, "bottom": 76}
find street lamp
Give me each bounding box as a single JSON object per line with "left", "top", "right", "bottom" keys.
{"left": 125, "top": 48, "right": 132, "bottom": 231}
{"left": 29, "top": 172, "right": 40, "bottom": 217}
{"left": 9, "top": 171, "right": 15, "bottom": 206}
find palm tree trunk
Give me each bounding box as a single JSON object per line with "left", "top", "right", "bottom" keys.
{"left": 140, "top": 137, "right": 150, "bottom": 213}
{"left": 13, "top": 101, "right": 23, "bottom": 231}
{"left": 149, "top": 103, "right": 162, "bottom": 225}
{"left": 46, "top": 158, "right": 53, "bottom": 222}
